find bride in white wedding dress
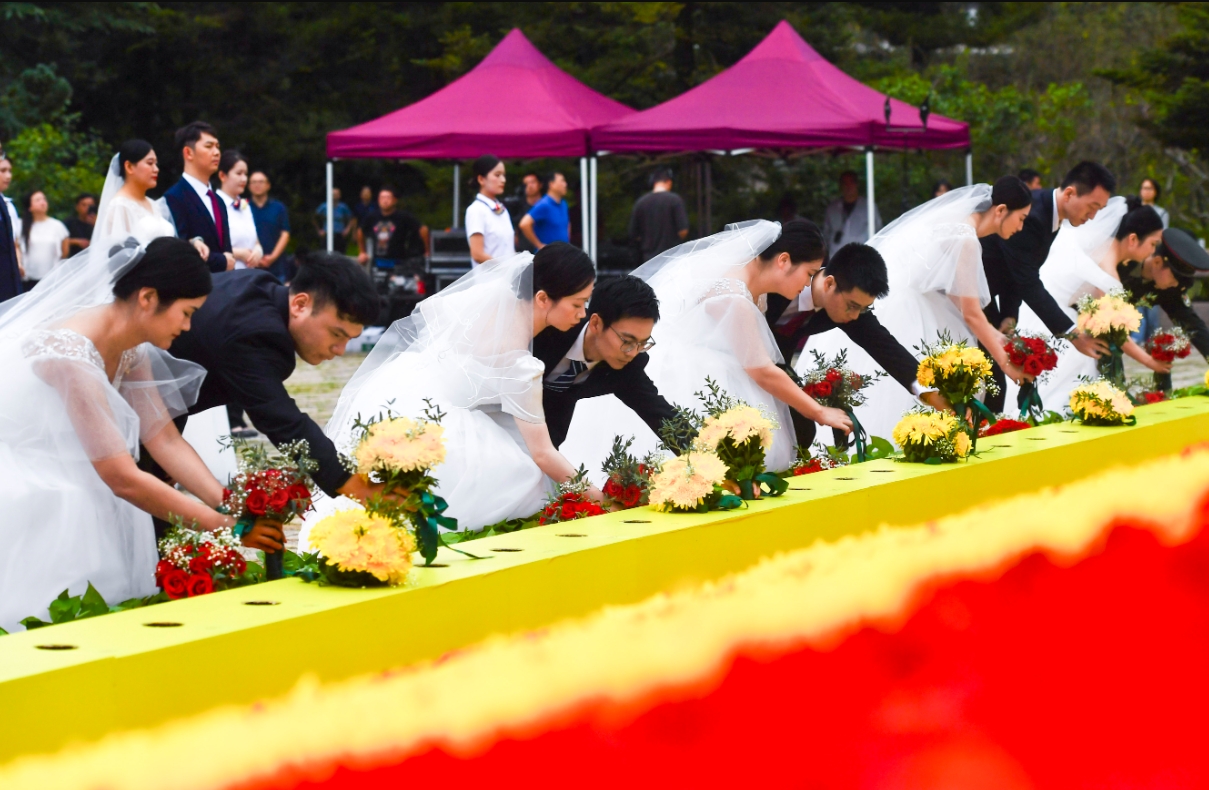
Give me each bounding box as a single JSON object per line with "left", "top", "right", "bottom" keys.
{"left": 800, "top": 178, "right": 1034, "bottom": 444}
{"left": 298, "top": 244, "right": 601, "bottom": 545}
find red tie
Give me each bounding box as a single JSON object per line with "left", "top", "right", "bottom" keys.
{"left": 207, "top": 189, "right": 225, "bottom": 250}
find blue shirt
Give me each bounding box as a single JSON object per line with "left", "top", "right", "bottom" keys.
{"left": 315, "top": 201, "right": 352, "bottom": 234}
{"left": 250, "top": 198, "right": 291, "bottom": 252}
{"left": 528, "top": 194, "right": 569, "bottom": 244}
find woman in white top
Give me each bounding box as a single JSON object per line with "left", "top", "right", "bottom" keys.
{"left": 19, "top": 191, "right": 70, "bottom": 286}
{"left": 465, "top": 154, "right": 516, "bottom": 265}
{"left": 217, "top": 150, "right": 263, "bottom": 270}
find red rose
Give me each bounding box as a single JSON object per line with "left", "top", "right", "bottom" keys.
{"left": 1023, "top": 357, "right": 1044, "bottom": 376}
{"left": 1144, "top": 392, "right": 1167, "bottom": 404}
{"left": 267, "top": 488, "right": 291, "bottom": 514}
{"left": 561, "top": 503, "right": 577, "bottom": 520}
{"left": 814, "top": 380, "right": 832, "bottom": 397}
{"left": 603, "top": 479, "right": 624, "bottom": 498}
{"left": 1027, "top": 337, "right": 1046, "bottom": 354}
{"left": 187, "top": 573, "right": 213, "bottom": 597}
{"left": 222, "top": 488, "right": 232, "bottom": 504}
{"left": 233, "top": 556, "right": 247, "bottom": 576}
{"left": 1178, "top": 346, "right": 1192, "bottom": 359}
{"left": 622, "top": 485, "right": 642, "bottom": 508}
{"left": 637, "top": 464, "right": 648, "bottom": 477}
{"left": 825, "top": 369, "right": 842, "bottom": 383}
{"left": 188, "top": 554, "right": 213, "bottom": 575}
{"left": 155, "top": 560, "right": 175, "bottom": 584}
{"left": 288, "top": 484, "right": 312, "bottom": 506}
{"left": 162, "top": 569, "right": 189, "bottom": 600}
{"left": 245, "top": 489, "right": 268, "bottom": 516}
{"left": 563, "top": 493, "right": 581, "bottom": 503}
{"left": 263, "top": 469, "right": 283, "bottom": 480}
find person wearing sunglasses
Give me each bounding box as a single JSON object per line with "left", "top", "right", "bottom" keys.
{"left": 534, "top": 274, "right": 679, "bottom": 461}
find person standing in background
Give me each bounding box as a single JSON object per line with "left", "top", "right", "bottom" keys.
{"left": 1139, "top": 178, "right": 1170, "bottom": 228}
{"left": 18, "top": 191, "right": 69, "bottom": 289}
{"left": 216, "top": 150, "right": 263, "bottom": 270}
{"left": 510, "top": 171, "right": 543, "bottom": 253}
{"left": 314, "top": 187, "right": 354, "bottom": 253}
{"left": 519, "top": 171, "right": 570, "bottom": 249}
{"left": 0, "top": 155, "right": 24, "bottom": 301}
{"left": 1018, "top": 169, "right": 1044, "bottom": 194}
{"left": 464, "top": 154, "right": 514, "bottom": 265}
{"left": 163, "top": 121, "right": 235, "bottom": 274}
{"left": 249, "top": 170, "right": 293, "bottom": 282}
{"left": 64, "top": 193, "right": 96, "bottom": 256}
{"left": 628, "top": 167, "right": 689, "bottom": 264}
{"left": 822, "top": 170, "right": 881, "bottom": 254}
{"left": 351, "top": 185, "right": 374, "bottom": 229}
{"left": 358, "top": 185, "right": 428, "bottom": 270}
{"left": 932, "top": 179, "right": 953, "bottom": 198}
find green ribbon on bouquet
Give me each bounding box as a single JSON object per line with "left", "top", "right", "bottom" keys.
{"left": 737, "top": 473, "right": 789, "bottom": 500}
{"left": 955, "top": 398, "right": 997, "bottom": 453}
{"left": 415, "top": 491, "right": 482, "bottom": 566}
{"left": 1097, "top": 343, "right": 1126, "bottom": 388}
{"left": 1017, "top": 382, "right": 1045, "bottom": 423}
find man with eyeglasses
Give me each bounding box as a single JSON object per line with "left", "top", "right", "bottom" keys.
{"left": 534, "top": 275, "right": 679, "bottom": 450}
{"left": 766, "top": 243, "right": 950, "bottom": 447}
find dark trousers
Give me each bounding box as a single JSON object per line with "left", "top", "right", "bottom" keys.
{"left": 227, "top": 403, "right": 247, "bottom": 429}
{"left": 982, "top": 342, "right": 1007, "bottom": 413}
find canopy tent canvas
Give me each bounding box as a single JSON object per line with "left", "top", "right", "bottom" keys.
{"left": 591, "top": 21, "right": 973, "bottom": 238}
{"left": 323, "top": 28, "right": 635, "bottom": 256}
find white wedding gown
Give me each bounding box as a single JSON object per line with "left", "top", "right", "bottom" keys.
{"left": 1005, "top": 197, "right": 1128, "bottom": 413}
{"left": 298, "top": 253, "right": 554, "bottom": 546}
{"left": 799, "top": 186, "right": 995, "bottom": 445}
{"left": 561, "top": 221, "right": 796, "bottom": 480}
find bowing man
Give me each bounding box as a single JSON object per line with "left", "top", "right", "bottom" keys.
{"left": 766, "top": 243, "right": 950, "bottom": 447}
{"left": 163, "top": 121, "right": 236, "bottom": 274}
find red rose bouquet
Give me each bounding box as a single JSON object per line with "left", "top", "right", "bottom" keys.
{"left": 1144, "top": 327, "right": 1191, "bottom": 363}
{"left": 540, "top": 469, "right": 607, "bottom": 526}
{"left": 222, "top": 439, "right": 317, "bottom": 579}
{"left": 1125, "top": 375, "right": 1170, "bottom": 406}
{"left": 600, "top": 435, "right": 656, "bottom": 510}
{"left": 798, "top": 350, "right": 885, "bottom": 460}
{"left": 156, "top": 518, "right": 255, "bottom": 600}
{"left": 1003, "top": 332, "right": 1060, "bottom": 421}
{"left": 979, "top": 418, "right": 1031, "bottom": 438}
{"left": 788, "top": 445, "right": 845, "bottom": 476}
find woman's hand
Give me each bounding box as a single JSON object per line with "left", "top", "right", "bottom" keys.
{"left": 1143, "top": 354, "right": 1173, "bottom": 373}
{"left": 1124, "top": 338, "right": 1171, "bottom": 373}
{"left": 816, "top": 406, "right": 853, "bottom": 435}
{"left": 247, "top": 244, "right": 265, "bottom": 268}
{"left": 240, "top": 518, "right": 285, "bottom": 552}
{"left": 190, "top": 238, "right": 210, "bottom": 259}
{"left": 585, "top": 485, "right": 605, "bottom": 503}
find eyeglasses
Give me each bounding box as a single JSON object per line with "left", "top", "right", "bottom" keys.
{"left": 845, "top": 301, "right": 874, "bottom": 316}
{"left": 610, "top": 325, "right": 656, "bottom": 354}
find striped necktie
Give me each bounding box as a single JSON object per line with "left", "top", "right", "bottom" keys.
{"left": 545, "top": 359, "right": 587, "bottom": 392}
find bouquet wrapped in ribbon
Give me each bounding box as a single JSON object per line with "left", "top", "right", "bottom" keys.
{"left": 1003, "top": 332, "right": 1060, "bottom": 420}
{"left": 539, "top": 469, "right": 608, "bottom": 525}
{"left": 691, "top": 379, "right": 786, "bottom": 500}
{"left": 600, "top": 436, "right": 655, "bottom": 510}
{"left": 1075, "top": 291, "right": 1142, "bottom": 387}
{"left": 1070, "top": 379, "right": 1136, "bottom": 426}
{"left": 915, "top": 331, "right": 999, "bottom": 445}
{"left": 798, "top": 349, "right": 885, "bottom": 460}
{"left": 221, "top": 439, "right": 316, "bottom": 579}
{"left": 1145, "top": 327, "right": 1191, "bottom": 393}
{"left": 156, "top": 517, "right": 256, "bottom": 599}
{"left": 305, "top": 509, "right": 416, "bottom": 587}
{"left": 892, "top": 408, "right": 972, "bottom": 464}
{"left": 648, "top": 450, "right": 740, "bottom": 513}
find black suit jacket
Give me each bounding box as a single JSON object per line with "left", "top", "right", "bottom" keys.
{"left": 164, "top": 178, "right": 232, "bottom": 273}
{"left": 981, "top": 189, "right": 1072, "bottom": 335}
{"left": 0, "top": 196, "right": 21, "bottom": 302}
{"left": 765, "top": 293, "right": 920, "bottom": 390}
{"left": 532, "top": 320, "right": 678, "bottom": 448}
{"left": 169, "top": 270, "right": 349, "bottom": 496}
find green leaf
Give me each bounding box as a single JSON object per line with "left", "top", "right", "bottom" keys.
{"left": 19, "top": 616, "right": 50, "bottom": 630}
{"left": 47, "top": 589, "right": 81, "bottom": 624}
{"left": 416, "top": 519, "right": 440, "bottom": 565}
{"left": 0, "top": 625, "right": 8, "bottom": 636}
{"left": 79, "top": 583, "right": 109, "bottom": 619}
{"left": 865, "top": 436, "right": 895, "bottom": 460}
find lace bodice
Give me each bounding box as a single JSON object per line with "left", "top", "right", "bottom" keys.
{"left": 931, "top": 222, "right": 977, "bottom": 240}
{"left": 700, "top": 277, "right": 768, "bottom": 313}
{"left": 23, "top": 329, "right": 139, "bottom": 386}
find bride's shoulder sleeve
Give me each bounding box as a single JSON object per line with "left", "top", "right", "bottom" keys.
{"left": 118, "top": 344, "right": 206, "bottom": 443}
{"left": 23, "top": 331, "right": 135, "bottom": 460}
{"left": 698, "top": 292, "right": 783, "bottom": 369}
{"left": 499, "top": 353, "right": 547, "bottom": 424}
{"left": 941, "top": 230, "right": 992, "bottom": 306}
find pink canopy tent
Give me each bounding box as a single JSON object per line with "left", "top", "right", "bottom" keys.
{"left": 322, "top": 28, "right": 634, "bottom": 254}
{"left": 590, "top": 21, "right": 972, "bottom": 236}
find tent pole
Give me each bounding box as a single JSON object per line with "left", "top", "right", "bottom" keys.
{"left": 705, "top": 158, "right": 712, "bottom": 234}
{"left": 965, "top": 149, "right": 973, "bottom": 186}
{"left": 452, "top": 163, "right": 461, "bottom": 229}
{"left": 325, "top": 161, "right": 334, "bottom": 253}
{"left": 865, "top": 148, "right": 876, "bottom": 240}
{"left": 589, "top": 156, "right": 598, "bottom": 264}
{"left": 580, "top": 157, "right": 590, "bottom": 252}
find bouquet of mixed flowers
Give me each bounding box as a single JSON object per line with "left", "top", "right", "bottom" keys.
{"left": 915, "top": 331, "right": 998, "bottom": 442}
{"left": 1075, "top": 291, "right": 1142, "bottom": 386}
{"left": 539, "top": 468, "right": 608, "bottom": 525}
{"left": 788, "top": 445, "right": 847, "bottom": 476}
{"left": 690, "top": 379, "right": 785, "bottom": 499}
{"left": 1145, "top": 327, "right": 1191, "bottom": 363}
{"left": 222, "top": 440, "right": 316, "bottom": 578}
{"left": 1003, "top": 332, "right": 1061, "bottom": 420}
{"left": 892, "top": 408, "right": 972, "bottom": 464}
{"left": 1125, "top": 374, "right": 1169, "bottom": 405}
{"left": 798, "top": 349, "right": 885, "bottom": 458}
{"left": 647, "top": 450, "right": 738, "bottom": 513}
{"left": 157, "top": 517, "right": 257, "bottom": 599}
{"left": 978, "top": 417, "right": 1032, "bottom": 438}
{"left": 306, "top": 509, "right": 416, "bottom": 587}
{"left": 600, "top": 435, "right": 656, "bottom": 510}
{"left": 1069, "top": 379, "right": 1135, "bottom": 426}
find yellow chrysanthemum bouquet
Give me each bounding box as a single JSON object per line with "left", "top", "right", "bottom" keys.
{"left": 915, "top": 331, "right": 999, "bottom": 444}
{"left": 1069, "top": 379, "right": 1136, "bottom": 426}
{"left": 689, "top": 378, "right": 786, "bottom": 500}
{"left": 892, "top": 408, "right": 973, "bottom": 463}
{"left": 647, "top": 450, "right": 733, "bottom": 513}
{"left": 306, "top": 510, "right": 417, "bottom": 586}
{"left": 1075, "top": 290, "right": 1142, "bottom": 387}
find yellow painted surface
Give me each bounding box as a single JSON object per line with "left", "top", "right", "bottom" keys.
{"left": 0, "top": 400, "right": 1207, "bottom": 763}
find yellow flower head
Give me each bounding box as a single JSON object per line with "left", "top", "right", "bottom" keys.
{"left": 694, "top": 405, "right": 775, "bottom": 452}
{"left": 308, "top": 509, "right": 416, "bottom": 585}
{"left": 891, "top": 411, "right": 954, "bottom": 447}
{"left": 953, "top": 430, "right": 972, "bottom": 458}
{"left": 649, "top": 451, "right": 728, "bottom": 512}
{"left": 355, "top": 417, "right": 446, "bottom": 475}
{"left": 1069, "top": 380, "right": 1135, "bottom": 424}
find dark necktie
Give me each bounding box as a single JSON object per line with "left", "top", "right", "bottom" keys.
{"left": 207, "top": 189, "right": 225, "bottom": 250}
{"left": 775, "top": 308, "right": 815, "bottom": 338}
{"left": 545, "top": 359, "right": 587, "bottom": 392}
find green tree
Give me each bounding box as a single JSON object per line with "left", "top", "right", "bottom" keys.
{"left": 4, "top": 119, "right": 109, "bottom": 217}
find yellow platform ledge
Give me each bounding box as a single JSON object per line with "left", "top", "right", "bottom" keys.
{"left": 1, "top": 399, "right": 1207, "bottom": 763}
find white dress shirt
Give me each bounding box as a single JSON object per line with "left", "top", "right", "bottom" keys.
{"left": 822, "top": 196, "right": 882, "bottom": 253}
{"left": 1052, "top": 189, "right": 1061, "bottom": 234}
{"left": 217, "top": 190, "right": 259, "bottom": 269}
{"left": 183, "top": 172, "right": 217, "bottom": 225}
{"left": 544, "top": 325, "right": 601, "bottom": 386}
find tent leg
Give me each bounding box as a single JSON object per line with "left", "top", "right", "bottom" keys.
{"left": 325, "top": 161, "right": 334, "bottom": 253}
{"left": 580, "top": 157, "right": 590, "bottom": 253}
{"left": 705, "top": 159, "right": 712, "bottom": 234}
{"left": 865, "top": 148, "right": 876, "bottom": 240}
{"left": 452, "top": 163, "right": 461, "bottom": 229}
{"left": 589, "top": 156, "right": 598, "bottom": 264}
{"left": 965, "top": 150, "right": 973, "bottom": 186}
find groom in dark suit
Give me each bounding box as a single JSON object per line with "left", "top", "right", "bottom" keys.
{"left": 168, "top": 251, "right": 384, "bottom": 508}
{"left": 980, "top": 160, "right": 1115, "bottom": 408}
{"left": 534, "top": 275, "right": 678, "bottom": 448}
{"left": 0, "top": 154, "right": 22, "bottom": 303}
{"left": 766, "top": 243, "right": 951, "bottom": 446}
{"left": 163, "top": 121, "right": 235, "bottom": 274}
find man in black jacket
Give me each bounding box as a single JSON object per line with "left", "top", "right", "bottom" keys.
{"left": 1120, "top": 226, "right": 1209, "bottom": 361}
{"left": 169, "top": 251, "right": 385, "bottom": 507}
{"left": 533, "top": 275, "right": 677, "bottom": 448}
{"left": 767, "top": 243, "right": 951, "bottom": 446}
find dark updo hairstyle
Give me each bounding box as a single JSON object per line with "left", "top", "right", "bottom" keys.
{"left": 991, "top": 176, "right": 1033, "bottom": 211}
{"left": 1117, "top": 197, "right": 1164, "bottom": 242}
{"left": 471, "top": 154, "right": 502, "bottom": 192}
{"left": 758, "top": 219, "right": 826, "bottom": 266}
{"left": 117, "top": 139, "right": 154, "bottom": 179}
{"left": 218, "top": 148, "right": 247, "bottom": 177}
{"left": 532, "top": 242, "right": 595, "bottom": 301}
{"left": 113, "top": 237, "right": 212, "bottom": 308}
